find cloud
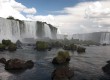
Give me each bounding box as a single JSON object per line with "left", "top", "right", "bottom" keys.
{"left": 23, "top": 7, "right": 36, "bottom": 14}
{"left": 10, "top": 0, "right": 37, "bottom": 14}
{"left": 0, "top": 0, "right": 26, "bottom": 19}
{"left": 28, "top": 0, "right": 110, "bottom": 34}
{"left": 0, "top": 0, "right": 37, "bottom": 20}
{"left": 10, "top": 0, "right": 26, "bottom": 11}
{"left": 0, "top": 0, "right": 110, "bottom": 34}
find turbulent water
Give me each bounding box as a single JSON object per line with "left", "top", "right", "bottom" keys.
{"left": 0, "top": 46, "right": 110, "bottom": 80}
{"left": 0, "top": 18, "right": 57, "bottom": 42}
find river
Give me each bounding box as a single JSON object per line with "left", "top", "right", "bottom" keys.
{"left": 0, "top": 46, "right": 110, "bottom": 80}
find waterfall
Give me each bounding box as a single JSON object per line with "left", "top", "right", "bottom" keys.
{"left": 0, "top": 18, "right": 20, "bottom": 42}
{"left": 100, "top": 33, "right": 110, "bottom": 44}
{"left": 57, "top": 28, "right": 61, "bottom": 34}
{"left": 0, "top": 18, "right": 57, "bottom": 42}
{"left": 72, "top": 32, "right": 110, "bottom": 44}
{"left": 44, "top": 23, "right": 52, "bottom": 39}
{"left": 24, "top": 21, "right": 37, "bottom": 39}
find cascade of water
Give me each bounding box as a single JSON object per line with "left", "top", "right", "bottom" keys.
{"left": 0, "top": 18, "right": 57, "bottom": 42}
{"left": 11, "top": 20, "right": 21, "bottom": 41}
{"left": 57, "top": 28, "right": 61, "bottom": 34}
{"left": 44, "top": 23, "right": 52, "bottom": 38}
{"left": 100, "top": 32, "right": 110, "bottom": 44}
{"left": 100, "top": 33, "right": 104, "bottom": 44}
{"left": 0, "top": 19, "right": 22, "bottom": 42}
{"left": 105, "top": 33, "right": 110, "bottom": 44}
{"left": 24, "top": 21, "right": 37, "bottom": 39}
{"left": 0, "top": 18, "right": 14, "bottom": 41}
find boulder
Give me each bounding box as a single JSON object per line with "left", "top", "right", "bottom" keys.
{"left": 5, "top": 59, "right": 25, "bottom": 70}
{"left": 107, "top": 60, "right": 110, "bottom": 64}
{"left": 77, "top": 46, "right": 86, "bottom": 53}
{"left": 5, "top": 58, "right": 34, "bottom": 70}
{"left": 52, "top": 51, "right": 70, "bottom": 64}
{"left": 25, "top": 60, "right": 34, "bottom": 69}
{"left": 102, "top": 61, "right": 110, "bottom": 75}
{"left": 52, "top": 66, "right": 74, "bottom": 80}
{"left": 48, "top": 46, "right": 52, "bottom": 51}
{"left": 2, "top": 39, "right": 12, "bottom": 46}
{"left": 0, "top": 58, "right": 6, "bottom": 64}
{"left": 8, "top": 43, "right": 17, "bottom": 51}
{"left": 0, "top": 44, "right": 5, "bottom": 51}
{"left": 16, "top": 40, "right": 22, "bottom": 49}
{"left": 36, "top": 41, "right": 48, "bottom": 51}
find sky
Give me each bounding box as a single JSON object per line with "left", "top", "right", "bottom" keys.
{"left": 0, "top": 0, "right": 110, "bottom": 34}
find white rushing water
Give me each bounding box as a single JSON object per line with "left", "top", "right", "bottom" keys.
{"left": 44, "top": 23, "right": 52, "bottom": 39}
{"left": 0, "top": 18, "right": 20, "bottom": 41}
{"left": 24, "top": 21, "right": 37, "bottom": 39}
{"left": 71, "top": 32, "right": 110, "bottom": 44}
{"left": 0, "top": 18, "right": 57, "bottom": 42}
{"left": 100, "top": 33, "right": 110, "bottom": 44}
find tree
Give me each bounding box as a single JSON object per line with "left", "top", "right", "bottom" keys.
{"left": 7, "top": 16, "right": 15, "bottom": 20}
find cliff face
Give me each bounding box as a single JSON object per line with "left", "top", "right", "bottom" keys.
{"left": 0, "top": 18, "right": 57, "bottom": 42}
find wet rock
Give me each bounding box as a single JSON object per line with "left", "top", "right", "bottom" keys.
{"left": 0, "top": 44, "right": 6, "bottom": 51}
{"left": 48, "top": 46, "right": 52, "bottom": 51}
{"left": 16, "top": 40, "right": 22, "bottom": 49}
{"left": 0, "top": 58, "right": 6, "bottom": 64}
{"left": 5, "top": 58, "right": 34, "bottom": 70}
{"left": 107, "top": 60, "right": 110, "bottom": 64}
{"left": 8, "top": 43, "right": 17, "bottom": 51}
{"left": 102, "top": 61, "right": 110, "bottom": 75}
{"left": 77, "top": 46, "right": 86, "bottom": 53}
{"left": 25, "top": 60, "right": 34, "bottom": 69}
{"left": 52, "top": 66, "right": 74, "bottom": 80}
{"left": 52, "top": 57, "right": 59, "bottom": 64}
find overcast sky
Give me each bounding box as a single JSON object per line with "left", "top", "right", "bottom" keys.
{"left": 0, "top": 0, "right": 110, "bottom": 34}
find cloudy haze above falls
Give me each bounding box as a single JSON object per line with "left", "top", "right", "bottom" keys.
{"left": 0, "top": 0, "right": 110, "bottom": 34}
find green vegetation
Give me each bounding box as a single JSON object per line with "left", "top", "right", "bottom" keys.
{"left": 57, "top": 51, "right": 70, "bottom": 60}
{"left": 0, "top": 39, "right": 17, "bottom": 51}
{"left": 2, "top": 39, "right": 12, "bottom": 46}
{"left": 50, "top": 41, "right": 63, "bottom": 48}
{"left": 70, "top": 39, "right": 100, "bottom": 46}
{"left": 7, "top": 16, "right": 22, "bottom": 22}
{"left": 36, "top": 41, "right": 48, "bottom": 51}
{"left": 8, "top": 43, "right": 17, "bottom": 51}
{"left": 7, "top": 16, "right": 15, "bottom": 20}
{"left": 53, "top": 39, "right": 100, "bottom": 46}
{"left": 0, "top": 44, "right": 6, "bottom": 51}
{"left": 52, "top": 51, "right": 70, "bottom": 64}
{"left": 63, "top": 43, "right": 77, "bottom": 51}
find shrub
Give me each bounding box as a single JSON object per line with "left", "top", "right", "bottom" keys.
{"left": 8, "top": 43, "right": 17, "bottom": 51}
{"left": 7, "top": 16, "right": 15, "bottom": 20}
{"left": 50, "top": 41, "right": 63, "bottom": 48}
{"left": 52, "top": 51, "right": 70, "bottom": 64}
{"left": 63, "top": 43, "right": 77, "bottom": 51}
{"left": 0, "top": 44, "right": 6, "bottom": 51}
{"left": 2, "top": 39, "right": 12, "bottom": 46}
{"left": 36, "top": 41, "right": 48, "bottom": 51}
{"left": 56, "top": 51, "right": 70, "bottom": 60}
